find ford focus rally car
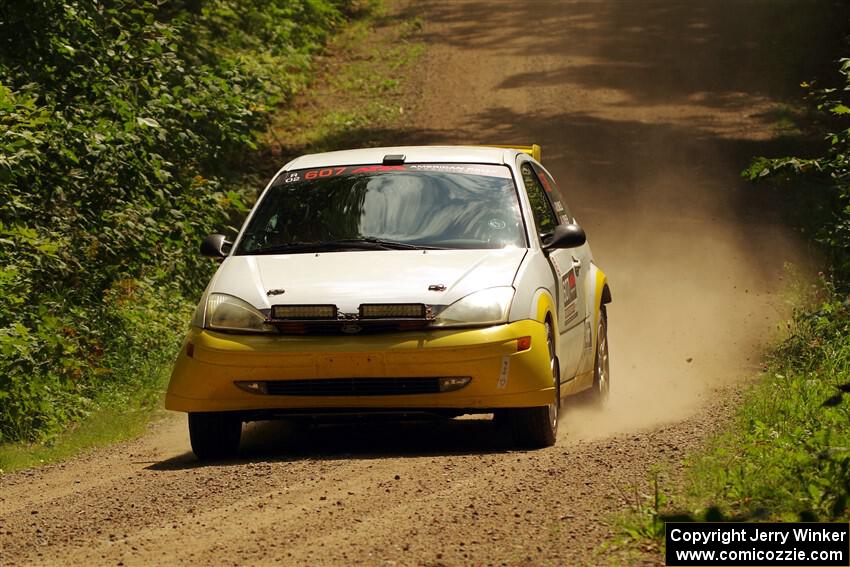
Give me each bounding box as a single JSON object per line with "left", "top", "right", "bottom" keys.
{"left": 166, "top": 145, "right": 611, "bottom": 459}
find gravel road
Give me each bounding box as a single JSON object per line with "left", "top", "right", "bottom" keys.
{"left": 1, "top": 1, "right": 844, "bottom": 565}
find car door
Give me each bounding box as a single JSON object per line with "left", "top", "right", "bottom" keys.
{"left": 532, "top": 162, "right": 595, "bottom": 377}
{"left": 518, "top": 160, "right": 585, "bottom": 381}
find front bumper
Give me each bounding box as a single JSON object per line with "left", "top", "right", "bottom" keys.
{"left": 165, "top": 320, "right": 553, "bottom": 413}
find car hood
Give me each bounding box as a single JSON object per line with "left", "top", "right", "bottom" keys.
{"left": 210, "top": 248, "right": 527, "bottom": 312}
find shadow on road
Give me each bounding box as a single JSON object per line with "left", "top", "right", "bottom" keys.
{"left": 417, "top": 0, "right": 847, "bottom": 107}
{"left": 146, "top": 397, "right": 609, "bottom": 471}
{"left": 147, "top": 415, "right": 515, "bottom": 471}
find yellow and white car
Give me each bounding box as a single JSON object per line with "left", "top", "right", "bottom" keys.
{"left": 166, "top": 145, "right": 611, "bottom": 459}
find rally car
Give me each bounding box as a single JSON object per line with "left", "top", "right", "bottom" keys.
{"left": 166, "top": 145, "right": 611, "bottom": 459}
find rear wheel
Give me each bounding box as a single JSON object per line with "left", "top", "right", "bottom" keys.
{"left": 188, "top": 412, "right": 242, "bottom": 460}
{"left": 505, "top": 320, "right": 559, "bottom": 448}
{"left": 588, "top": 305, "right": 610, "bottom": 406}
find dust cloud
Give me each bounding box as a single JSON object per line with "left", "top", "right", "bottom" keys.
{"left": 564, "top": 202, "right": 809, "bottom": 441}
{"left": 409, "top": 0, "right": 834, "bottom": 440}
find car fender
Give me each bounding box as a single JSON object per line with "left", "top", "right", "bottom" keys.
{"left": 508, "top": 249, "right": 557, "bottom": 330}
{"left": 530, "top": 287, "right": 560, "bottom": 379}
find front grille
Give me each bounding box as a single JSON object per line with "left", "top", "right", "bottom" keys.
{"left": 264, "top": 377, "right": 443, "bottom": 396}
{"left": 270, "top": 319, "right": 432, "bottom": 336}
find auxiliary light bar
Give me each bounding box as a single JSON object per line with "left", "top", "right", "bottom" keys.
{"left": 359, "top": 303, "right": 427, "bottom": 319}
{"left": 270, "top": 304, "right": 338, "bottom": 320}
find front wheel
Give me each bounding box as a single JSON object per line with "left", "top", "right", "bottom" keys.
{"left": 188, "top": 412, "right": 242, "bottom": 460}
{"left": 503, "top": 320, "right": 559, "bottom": 448}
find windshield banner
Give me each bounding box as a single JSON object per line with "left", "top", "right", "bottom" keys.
{"left": 282, "top": 163, "right": 511, "bottom": 183}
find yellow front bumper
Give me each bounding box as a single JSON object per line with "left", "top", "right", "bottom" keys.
{"left": 165, "top": 320, "right": 553, "bottom": 413}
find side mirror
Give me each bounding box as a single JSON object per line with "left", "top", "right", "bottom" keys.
{"left": 544, "top": 224, "right": 586, "bottom": 250}
{"left": 200, "top": 234, "right": 231, "bottom": 258}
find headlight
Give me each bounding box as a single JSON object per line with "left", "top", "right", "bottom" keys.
{"left": 433, "top": 287, "right": 515, "bottom": 327}
{"left": 205, "top": 293, "right": 274, "bottom": 333}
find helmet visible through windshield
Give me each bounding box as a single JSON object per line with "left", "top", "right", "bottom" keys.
{"left": 235, "top": 163, "right": 526, "bottom": 254}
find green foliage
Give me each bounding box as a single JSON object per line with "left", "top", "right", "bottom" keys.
{"left": 743, "top": 57, "right": 850, "bottom": 281}
{"left": 731, "top": 53, "right": 850, "bottom": 520}
{"left": 0, "top": 0, "right": 352, "bottom": 442}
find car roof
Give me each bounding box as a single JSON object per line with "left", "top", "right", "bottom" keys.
{"left": 284, "top": 145, "right": 522, "bottom": 170}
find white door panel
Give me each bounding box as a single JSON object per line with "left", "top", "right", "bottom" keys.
{"left": 548, "top": 251, "right": 585, "bottom": 380}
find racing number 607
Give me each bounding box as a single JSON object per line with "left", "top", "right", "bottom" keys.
{"left": 305, "top": 167, "right": 346, "bottom": 180}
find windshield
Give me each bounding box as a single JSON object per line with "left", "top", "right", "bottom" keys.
{"left": 235, "top": 163, "right": 526, "bottom": 254}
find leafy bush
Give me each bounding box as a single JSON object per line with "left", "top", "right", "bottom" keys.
{"left": 0, "top": 0, "right": 352, "bottom": 442}
{"left": 744, "top": 57, "right": 850, "bottom": 282}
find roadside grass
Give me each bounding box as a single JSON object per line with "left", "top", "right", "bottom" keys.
{"left": 615, "top": 275, "right": 850, "bottom": 556}
{"left": 0, "top": 370, "right": 169, "bottom": 473}
{"left": 0, "top": 0, "right": 424, "bottom": 476}
{"left": 266, "top": 6, "right": 424, "bottom": 157}
{"left": 0, "top": 281, "right": 192, "bottom": 473}
{"left": 685, "top": 289, "right": 850, "bottom": 522}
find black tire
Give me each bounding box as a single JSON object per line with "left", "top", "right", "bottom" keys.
{"left": 588, "top": 305, "right": 610, "bottom": 406}
{"left": 188, "top": 412, "right": 242, "bottom": 460}
{"left": 505, "top": 320, "right": 559, "bottom": 448}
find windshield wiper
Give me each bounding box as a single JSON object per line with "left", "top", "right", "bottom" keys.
{"left": 248, "top": 238, "right": 446, "bottom": 255}
{"left": 248, "top": 241, "right": 376, "bottom": 255}
{"left": 326, "top": 237, "right": 448, "bottom": 250}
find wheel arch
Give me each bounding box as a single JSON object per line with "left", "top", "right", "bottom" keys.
{"left": 589, "top": 265, "right": 610, "bottom": 347}
{"left": 601, "top": 283, "right": 612, "bottom": 306}
{"left": 531, "top": 287, "right": 558, "bottom": 332}
{"left": 531, "top": 287, "right": 563, "bottom": 384}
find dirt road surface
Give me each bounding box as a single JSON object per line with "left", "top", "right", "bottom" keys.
{"left": 1, "top": 2, "right": 845, "bottom": 565}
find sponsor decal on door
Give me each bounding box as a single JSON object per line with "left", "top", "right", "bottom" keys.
{"left": 563, "top": 267, "right": 579, "bottom": 325}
